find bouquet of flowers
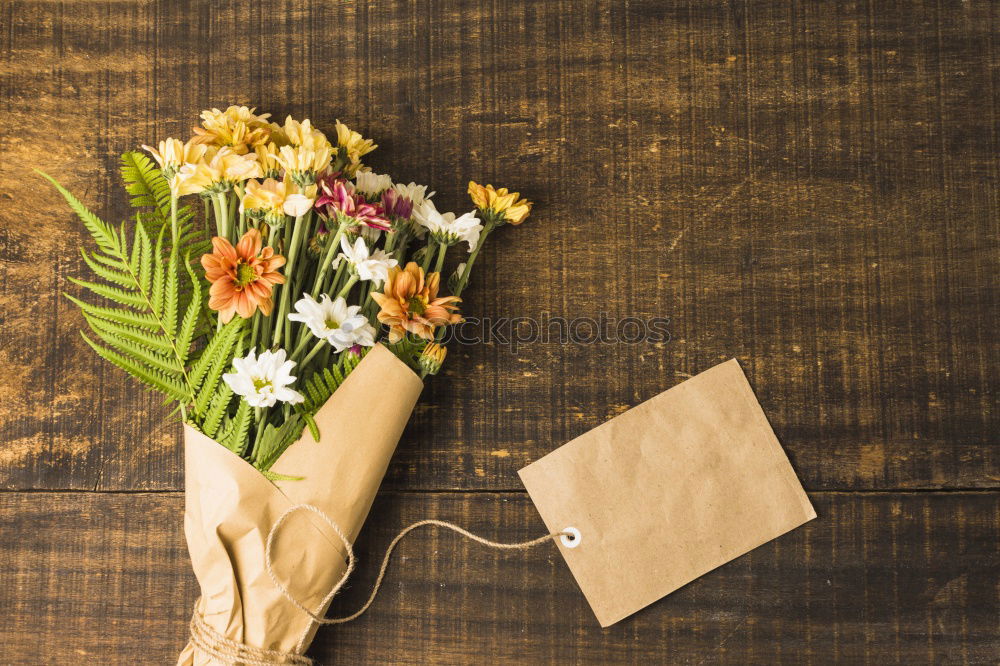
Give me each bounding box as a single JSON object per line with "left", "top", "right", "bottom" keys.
{"left": 44, "top": 105, "right": 531, "bottom": 664}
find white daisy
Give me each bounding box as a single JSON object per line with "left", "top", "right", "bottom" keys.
{"left": 390, "top": 181, "right": 435, "bottom": 208}
{"left": 222, "top": 348, "right": 305, "bottom": 408}
{"left": 287, "top": 293, "right": 377, "bottom": 352}
{"left": 413, "top": 200, "right": 483, "bottom": 252}
{"left": 331, "top": 235, "right": 398, "bottom": 283}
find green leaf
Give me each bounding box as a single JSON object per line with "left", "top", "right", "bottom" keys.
{"left": 190, "top": 318, "right": 244, "bottom": 393}
{"left": 84, "top": 315, "right": 175, "bottom": 355}
{"left": 38, "top": 170, "right": 120, "bottom": 256}
{"left": 80, "top": 250, "right": 132, "bottom": 288}
{"left": 218, "top": 399, "right": 252, "bottom": 456}
{"left": 80, "top": 332, "right": 190, "bottom": 403}
{"left": 176, "top": 254, "right": 202, "bottom": 365}
{"left": 84, "top": 321, "right": 183, "bottom": 376}
{"left": 68, "top": 277, "right": 148, "bottom": 309}
{"left": 261, "top": 470, "right": 305, "bottom": 482}
{"left": 202, "top": 384, "right": 234, "bottom": 439}
{"left": 65, "top": 294, "right": 162, "bottom": 331}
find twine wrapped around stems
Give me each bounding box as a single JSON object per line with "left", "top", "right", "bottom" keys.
{"left": 189, "top": 503, "right": 569, "bottom": 665}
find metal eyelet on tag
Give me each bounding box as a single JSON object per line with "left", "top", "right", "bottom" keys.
{"left": 561, "top": 526, "right": 581, "bottom": 548}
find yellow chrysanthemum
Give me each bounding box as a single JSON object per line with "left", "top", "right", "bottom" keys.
{"left": 141, "top": 138, "right": 208, "bottom": 179}
{"left": 241, "top": 175, "right": 316, "bottom": 223}
{"left": 281, "top": 116, "right": 332, "bottom": 151}
{"left": 175, "top": 146, "right": 262, "bottom": 196}
{"left": 334, "top": 120, "right": 376, "bottom": 177}
{"left": 192, "top": 105, "right": 272, "bottom": 155}
{"left": 254, "top": 142, "right": 283, "bottom": 178}
{"left": 467, "top": 181, "right": 532, "bottom": 225}
{"left": 275, "top": 144, "right": 333, "bottom": 184}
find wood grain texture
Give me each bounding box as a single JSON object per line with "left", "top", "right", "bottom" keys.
{"left": 0, "top": 491, "right": 997, "bottom": 664}
{"left": 0, "top": 0, "right": 995, "bottom": 491}
{"left": 0, "top": 1, "right": 996, "bottom": 661}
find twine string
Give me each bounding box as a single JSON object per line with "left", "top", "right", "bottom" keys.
{"left": 191, "top": 503, "right": 569, "bottom": 664}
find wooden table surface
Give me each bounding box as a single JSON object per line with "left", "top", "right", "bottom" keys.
{"left": 1, "top": 0, "right": 997, "bottom": 663}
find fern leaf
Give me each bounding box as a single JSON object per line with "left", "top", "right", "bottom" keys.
{"left": 84, "top": 315, "right": 175, "bottom": 355}
{"left": 84, "top": 321, "right": 183, "bottom": 376}
{"left": 194, "top": 330, "right": 243, "bottom": 417}
{"left": 39, "top": 171, "right": 121, "bottom": 256}
{"left": 189, "top": 318, "right": 243, "bottom": 390}
{"left": 88, "top": 251, "right": 128, "bottom": 272}
{"left": 68, "top": 277, "right": 147, "bottom": 309}
{"left": 176, "top": 254, "right": 202, "bottom": 365}
{"left": 135, "top": 219, "right": 153, "bottom": 294}
{"left": 79, "top": 250, "right": 132, "bottom": 288}
{"left": 252, "top": 415, "right": 304, "bottom": 471}
{"left": 202, "top": 384, "right": 234, "bottom": 439}
{"left": 218, "top": 400, "right": 252, "bottom": 456}
{"left": 120, "top": 151, "right": 172, "bottom": 220}
{"left": 65, "top": 294, "right": 162, "bottom": 331}
{"left": 81, "top": 333, "right": 190, "bottom": 402}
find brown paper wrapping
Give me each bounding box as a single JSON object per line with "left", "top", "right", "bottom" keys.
{"left": 177, "top": 344, "right": 424, "bottom": 664}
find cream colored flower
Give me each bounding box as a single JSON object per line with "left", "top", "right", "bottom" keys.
{"left": 354, "top": 171, "right": 393, "bottom": 199}
{"left": 141, "top": 138, "right": 208, "bottom": 180}
{"left": 281, "top": 116, "right": 332, "bottom": 151}
{"left": 241, "top": 176, "right": 316, "bottom": 223}
{"left": 391, "top": 181, "right": 435, "bottom": 208}
{"left": 175, "top": 146, "right": 262, "bottom": 196}
{"left": 254, "top": 142, "right": 283, "bottom": 178}
{"left": 276, "top": 143, "right": 333, "bottom": 183}
{"left": 192, "top": 105, "right": 272, "bottom": 155}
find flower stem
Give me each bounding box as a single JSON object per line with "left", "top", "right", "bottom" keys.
{"left": 218, "top": 193, "right": 230, "bottom": 241}
{"left": 421, "top": 240, "right": 437, "bottom": 273}
{"left": 336, "top": 274, "right": 359, "bottom": 300}
{"left": 300, "top": 338, "right": 327, "bottom": 368}
{"left": 455, "top": 222, "right": 494, "bottom": 297}
{"left": 433, "top": 241, "right": 448, "bottom": 274}
{"left": 273, "top": 215, "right": 305, "bottom": 348}
{"left": 310, "top": 223, "right": 347, "bottom": 299}
{"left": 170, "top": 195, "right": 179, "bottom": 246}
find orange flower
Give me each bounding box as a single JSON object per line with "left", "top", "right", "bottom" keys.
{"left": 371, "top": 262, "right": 461, "bottom": 343}
{"left": 200, "top": 229, "right": 286, "bottom": 323}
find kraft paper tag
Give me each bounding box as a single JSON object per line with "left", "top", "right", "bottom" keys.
{"left": 518, "top": 359, "right": 816, "bottom": 627}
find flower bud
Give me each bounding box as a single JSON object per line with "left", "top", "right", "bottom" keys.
{"left": 418, "top": 342, "right": 447, "bottom": 375}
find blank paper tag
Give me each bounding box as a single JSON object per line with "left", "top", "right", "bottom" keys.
{"left": 518, "top": 359, "right": 816, "bottom": 626}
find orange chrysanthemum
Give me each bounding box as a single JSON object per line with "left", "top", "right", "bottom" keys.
{"left": 371, "top": 262, "right": 461, "bottom": 343}
{"left": 200, "top": 229, "right": 286, "bottom": 323}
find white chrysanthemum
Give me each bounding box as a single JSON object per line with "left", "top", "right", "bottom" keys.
{"left": 222, "top": 348, "right": 305, "bottom": 408}
{"left": 391, "top": 181, "right": 435, "bottom": 208}
{"left": 354, "top": 171, "right": 393, "bottom": 199}
{"left": 331, "top": 236, "right": 398, "bottom": 283}
{"left": 287, "top": 293, "right": 376, "bottom": 352}
{"left": 413, "top": 200, "right": 483, "bottom": 252}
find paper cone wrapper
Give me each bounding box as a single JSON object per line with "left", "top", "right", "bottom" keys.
{"left": 177, "top": 344, "right": 424, "bottom": 664}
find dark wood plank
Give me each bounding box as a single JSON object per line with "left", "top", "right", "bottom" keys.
{"left": 0, "top": 490, "right": 997, "bottom": 664}
{"left": 0, "top": 0, "right": 996, "bottom": 491}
